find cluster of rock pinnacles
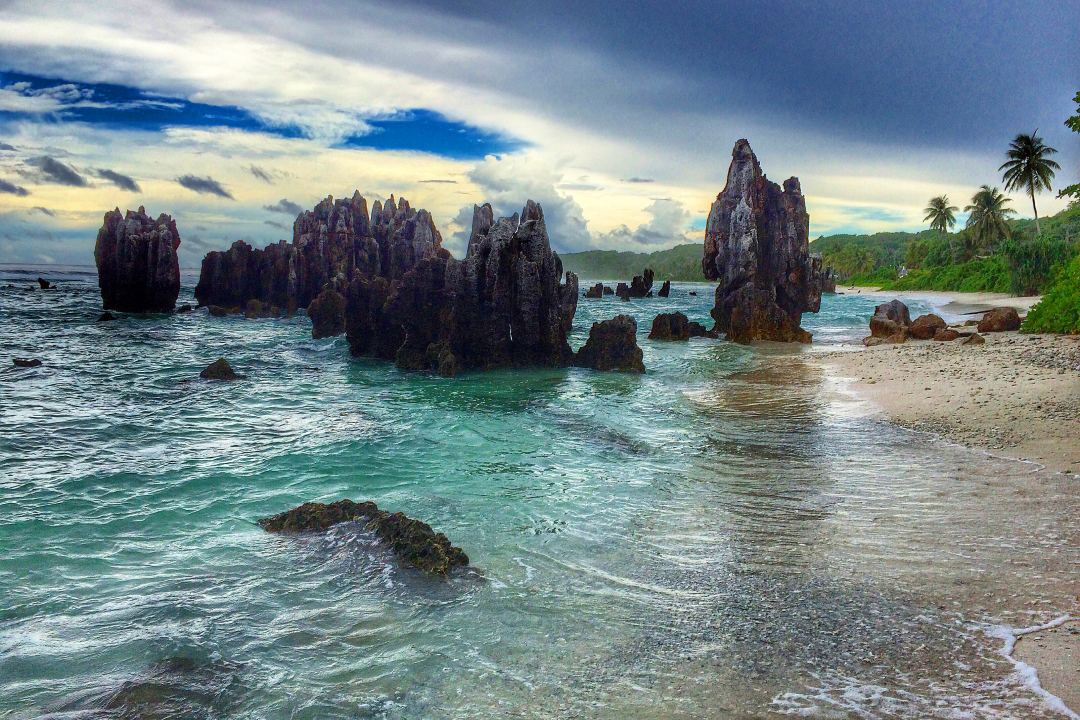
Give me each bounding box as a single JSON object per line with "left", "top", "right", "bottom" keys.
{"left": 93, "top": 139, "right": 832, "bottom": 376}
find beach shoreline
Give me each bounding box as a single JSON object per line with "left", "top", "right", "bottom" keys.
{"left": 809, "top": 288, "right": 1079, "bottom": 715}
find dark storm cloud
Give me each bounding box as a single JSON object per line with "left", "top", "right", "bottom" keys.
{"left": 418, "top": 179, "right": 457, "bottom": 184}
{"left": 31, "top": 206, "right": 55, "bottom": 216}
{"left": 0, "top": 142, "right": 15, "bottom": 151}
{"left": 390, "top": 0, "right": 1078, "bottom": 153}
{"left": 263, "top": 198, "right": 303, "bottom": 215}
{"left": 177, "top": 174, "right": 234, "bottom": 199}
{"left": 0, "top": 178, "right": 29, "bottom": 196}
{"left": 96, "top": 168, "right": 141, "bottom": 192}
{"left": 623, "top": 177, "right": 654, "bottom": 184}
{"left": 28, "top": 156, "right": 87, "bottom": 186}
{"left": 264, "top": 219, "right": 289, "bottom": 230}
{"left": 249, "top": 164, "right": 273, "bottom": 183}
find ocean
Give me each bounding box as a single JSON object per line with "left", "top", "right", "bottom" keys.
{"left": 1, "top": 265, "right": 1075, "bottom": 719}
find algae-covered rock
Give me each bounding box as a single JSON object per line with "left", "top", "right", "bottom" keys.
{"left": 258, "top": 499, "right": 469, "bottom": 575}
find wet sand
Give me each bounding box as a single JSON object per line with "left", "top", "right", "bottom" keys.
{"left": 811, "top": 291, "right": 1080, "bottom": 717}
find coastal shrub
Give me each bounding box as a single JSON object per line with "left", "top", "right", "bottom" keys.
{"left": 1022, "top": 254, "right": 1080, "bottom": 333}
{"left": 880, "top": 256, "right": 1011, "bottom": 294}
{"left": 1000, "top": 236, "right": 1078, "bottom": 296}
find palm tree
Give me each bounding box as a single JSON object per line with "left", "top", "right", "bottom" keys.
{"left": 923, "top": 195, "right": 959, "bottom": 235}
{"left": 999, "top": 131, "right": 1060, "bottom": 235}
{"left": 964, "top": 185, "right": 1015, "bottom": 253}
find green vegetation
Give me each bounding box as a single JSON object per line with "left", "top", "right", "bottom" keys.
{"left": 1022, "top": 253, "right": 1080, "bottom": 333}
{"left": 812, "top": 205, "right": 1080, "bottom": 296}
{"left": 560, "top": 243, "right": 704, "bottom": 281}
{"left": 964, "top": 185, "right": 1014, "bottom": 251}
{"left": 1056, "top": 92, "right": 1079, "bottom": 203}
{"left": 923, "top": 195, "right": 958, "bottom": 235}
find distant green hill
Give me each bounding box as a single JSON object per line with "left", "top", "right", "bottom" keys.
{"left": 560, "top": 243, "right": 704, "bottom": 281}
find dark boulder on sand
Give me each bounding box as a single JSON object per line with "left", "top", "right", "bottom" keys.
{"left": 933, "top": 328, "right": 960, "bottom": 341}
{"left": 977, "top": 307, "right": 1021, "bottom": 333}
{"left": 200, "top": 358, "right": 239, "bottom": 381}
{"left": 649, "top": 311, "right": 691, "bottom": 341}
{"left": 574, "top": 315, "right": 645, "bottom": 373}
{"left": 909, "top": 313, "right": 946, "bottom": 340}
{"left": 258, "top": 499, "right": 469, "bottom": 575}
{"left": 961, "top": 332, "right": 986, "bottom": 346}
{"left": 702, "top": 139, "right": 822, "bottom": 343}
{"left": 868, "top": 299, "right": 912, "bottom": 339}
{"left": 94, "top": 206, "right": 181, "bottom": 313}
{"left": 308, "top": 287, "right": 346, "bottom": 339}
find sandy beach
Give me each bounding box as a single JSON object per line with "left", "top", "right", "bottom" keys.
{"left": 815, "top": 289, "right": 1080, "bottom": 714}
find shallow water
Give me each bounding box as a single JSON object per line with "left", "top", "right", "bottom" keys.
{"left": 1, "top": 266, "right": 1077, "bottom": 719}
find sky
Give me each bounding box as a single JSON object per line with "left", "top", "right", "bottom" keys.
{"left": 0, "top": 0, "right": 1077, "bottom": 267}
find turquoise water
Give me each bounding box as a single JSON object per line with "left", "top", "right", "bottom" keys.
{"left": 1, "top": 266, "right": 1077, "bottom": 719}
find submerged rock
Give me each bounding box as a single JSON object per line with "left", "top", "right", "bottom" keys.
{"left": 603, "top": 285, "right": 614, "bottom": 295}
{"left": 37, "top": 277, "right": 53, "bottom": 289}
{"left": 657, "top": 280, "right": 671, "bottom": 297}
{"left": 95, "top": 207, "right": 182, "bottom": 313}
{"left": 200, "top": 358, "right": 239, "bottom": 381}
{"left": 648, "top": 311, "right": 692, "bottom": 341}
{"left": 97, "top": 311, "right": 116, "bottom": 322}
{"left": 702, "top": 139, "right": 821, "bottom": 343}
{"left": 573, "top": 315, "right": 645, "bottom": 373}
{"left": 909, "top": 313, "right": 946, "bottom": 340}
{"left": 308, "top": 287, "right": 346, "bottom": 339}
{"left": 176, "top": 303, "right": 193, "bottom": 314}
{"left": 977, "top": 307, "right": 1021, "bottom": 333}
{"left": 208, "top": 305, "right": 230, "bottom": 317}
{"left": 13, "top": 357, "right": 42, "bottom": 367}
{"left": 243, "top": 298, "right": 280, "bottom": 319}
{"left": 258, "top": 499, "right": 469, "bottom": 575}
{"left": 97, "top": 656, "right": 239, "bottom": 719}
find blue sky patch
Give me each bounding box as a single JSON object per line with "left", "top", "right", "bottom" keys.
{"left": 0, "top": 72, "right": 519, "bottom": 159}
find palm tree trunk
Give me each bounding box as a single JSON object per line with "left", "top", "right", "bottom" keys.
{"left": 1031, "top": 188, "right": 1041, "bottom": 236}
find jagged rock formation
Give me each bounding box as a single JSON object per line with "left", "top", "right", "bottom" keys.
{"left": 657, "top": 280, "right": 671, "bottom": 297}
{"left": 573, "top": 315, "right": 645, "bottom": 373}
{"left": 308, "top": 288, "right": 346, "bottom": 339}
{"left": 194, "top": 192, "right": 442, "bottom": 314}
{"left": 94, "top": 207, "right": 181, "bottom": 312}
{"left": 616, "top": 268, "right": 655, "bottom": 299}
{"left": 702, "top": 140, "right": 822, "bottom": 343}
{"left": 200, "top": 358, "right": 239, "bottom": 381}
{"left": 649, "top": 312, "right": 692, "bottom": 340}
{"left": 822, "top": 267, "right": 838, "bottom": 294}
{"left": 345, "top": 201, "right": 578, "bottom": 376}
{"left": 585, "top": 282, "right": 606, "bottom": 299}
{"left": 259, "top": 499, "right": 469, "bottom": 575}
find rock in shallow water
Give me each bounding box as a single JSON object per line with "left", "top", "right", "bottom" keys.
{"left": 308, "top": 288, "right": 346, "bottom": 339}
{"left": 13, "top": 357, "right": 42, "bottom": 367}
{"left": 573, "top": 315, "right": 645, "bottom": 373}
{"left": 258, "top": 499, "right": 469, "bottom": 575}
{"left": 649, "top": 311, "right": 692, "bottom": 341}
{"left": 200, "top": 358, "right": 239, "bottom": 380}
{"left": 94, "top": 207, "right": 181, "bottom": 313}
{"left": 702, "top": 139, "right": 822, "bottom": 343}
